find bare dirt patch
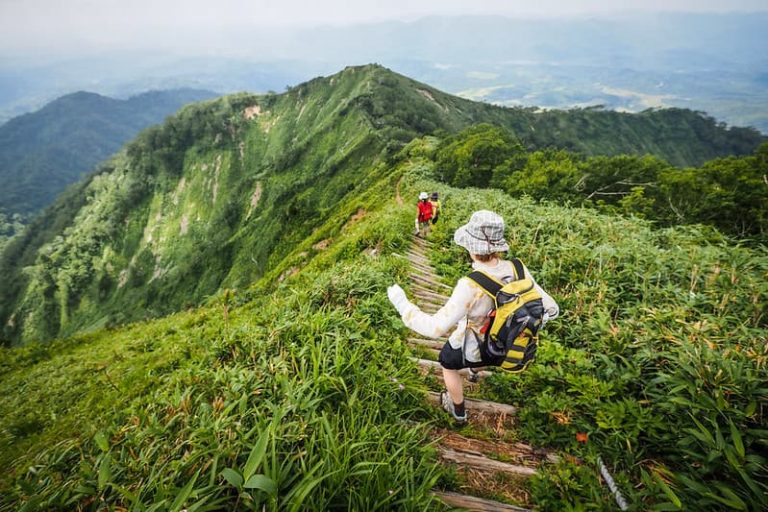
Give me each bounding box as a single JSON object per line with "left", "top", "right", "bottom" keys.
{"left": 343, "top": 208, "right": 367, "bottom": 230}
{"left": 313, "top": 239, "right": 331, "bottom": 251}
{"left": 243, "top": 105, "right": 262, "bottom": 120}
{"left": 278, "top": 266, "right": 300, "bottom": 282}
{"left": 180, "top": 215, "right": 190, "bottom": 235}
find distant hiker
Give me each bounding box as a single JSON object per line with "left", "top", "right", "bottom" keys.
{"left": 429, "top": 192, "right": 441, "bottom": 225}
{"left": 415, "top": 192, "right": 433, "bottom": 237}
{"left": 388, "top": 210, "right": 559, "bottom": 423}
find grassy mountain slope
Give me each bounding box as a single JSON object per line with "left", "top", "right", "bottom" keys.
{"left": 0, "top": 88, "right": 218, "bottom": 217}
{"left": 1, "top": 137, "right": 765, "bottom": 510}
{"left": 1, "top": 64, "right": 764, "bottom": 347}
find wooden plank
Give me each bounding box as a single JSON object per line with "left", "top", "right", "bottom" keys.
{"left": 409, "top": 260, "right": 435, "bottom": 273}
{"left": 411, "top": 285, "right": 447, "bottom": 297}
{"left": 415, "top": 347, "right": 440, "bottom": 360}
{"left": 408, "top": 268, "right": 435, "bottom": 278}
{"left": 393, "top": 253, "right": 433, "bottom": 272}
{"left": 412, "top": 358, "right": 492, "bottom": 380}
{"left": 410, "top": 273, "right": 453, "bottom": 291}
{"left": 406, "top": 250, "right": 431, "bottom": 262}
{"left": 407, "top": 337, "right": 445, "bottom": 350}
{"left": 412, "top": 296, "right": 445, "bottom": 308}
{"left": 413, "top": 288, "right": 450, "bottom": 302}
{"left": 433, "top": 491, "right": 532, "bottom": 512}
{"left": 426, "top": 392, "right": 517, "bottom": 416}
{"left": 438, "top": 447, "right": 537, "bottom": 477}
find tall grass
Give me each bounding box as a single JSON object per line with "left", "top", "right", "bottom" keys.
{"left": 412, "top": 174, "right": 767, "bottom": 510}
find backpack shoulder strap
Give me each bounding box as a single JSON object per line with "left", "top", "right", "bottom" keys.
{"left": 467, "top": 271, "right": 503, "bottom": 298}
{"left": 510, "top": 258, "right": 526, "bottom": 281}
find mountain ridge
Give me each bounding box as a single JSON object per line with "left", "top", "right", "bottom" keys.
{"left": 0, "top": 64, "right": 763, "bottom": 346}
{"left": 0, "top": 87, "right": 219, "bottom": 218}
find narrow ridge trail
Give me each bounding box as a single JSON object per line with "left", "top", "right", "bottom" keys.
{"left": 396, "top": 235, "right": 551, "bottom": 511}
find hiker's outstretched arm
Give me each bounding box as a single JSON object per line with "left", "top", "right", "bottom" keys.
{"left": 400, "top": 278, "right": 480, "bottom": 339}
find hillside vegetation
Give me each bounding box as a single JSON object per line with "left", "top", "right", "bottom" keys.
{"left": 435, "top": 124, "right": 768, "bottom": 242}
{"left": 1, "top": 64, "right": 763, "bottom": 347}
{"left": 0, "top": 88, "right": 218, "bottom": 220}
{"left": 1, "top": 137, "right": 765, "bottom": 510}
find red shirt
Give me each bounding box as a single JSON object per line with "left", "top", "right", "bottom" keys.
{"left": 417, "top": 200, "right": 433, "bottom": 222}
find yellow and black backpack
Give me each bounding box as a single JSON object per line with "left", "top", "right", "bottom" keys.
{"left": 468, "top": 258, "right": 545, "bottom": 372}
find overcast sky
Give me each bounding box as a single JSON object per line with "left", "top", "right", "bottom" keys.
{"left": 2, "top": 0, "right": 766, "bottom": 54}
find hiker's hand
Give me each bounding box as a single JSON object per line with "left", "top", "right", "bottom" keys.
{"left": 387, "top": 284, "right": 409, "bottom": 314}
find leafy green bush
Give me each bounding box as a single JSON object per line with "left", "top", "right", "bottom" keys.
{"left": 419, "top": 179, "right": 767, "bottom": 510}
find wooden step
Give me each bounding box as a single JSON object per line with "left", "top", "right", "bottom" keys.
{"left": 438, "top": 447, "right": 537, "bottom": 477}
{"left": 393, "top": 253, "right": 433, "bottom": 271}
{"left": 409, "top": 260, "right": 435, "bottom": 274}
{"left": 410, "top": 273, "right": 452, "bottom": 291}
{"left": 406, "top": 250, "right": 431, "bottom": 262}
{"left": 415, "top": 347, "right": 440, "bottom": 360}
{"left": 426, "top": 392, "right": 517, "bottom": 416}
{"left": 412, "top": 297, "right": 445, "bottom": 309}
{"left": 408, "top": 267, "right": 435, "bottom": 278}
{"left": 412, "top": 358, "right": 492, "bottom": 381}
{"left": 433, "top": 491, "right": 532, "bottom": 512}
{"left": 412, "top": 288, "right": 450, "bottom": 302}
{"left": 407, "top": 337, "right": 444, "bottom": 350}
{"left": 412, "top": 285, "right": 448, "bottom": 299}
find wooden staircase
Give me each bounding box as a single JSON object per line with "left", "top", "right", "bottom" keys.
{"left": 396, "top": 235, "right": 551, "bottom": 511}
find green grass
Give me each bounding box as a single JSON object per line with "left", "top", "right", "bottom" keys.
{"left": 1, "top": 188, "right": 448, "bottom": 511}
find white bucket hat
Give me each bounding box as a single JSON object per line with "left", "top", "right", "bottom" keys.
{"left": 454, "top": 210, "right": 510, "bottom": 255}
{"left": 418, "top": 192, "right": 428, "bottom": 200}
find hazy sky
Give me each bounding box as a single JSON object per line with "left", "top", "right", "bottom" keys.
{"left": 2, "top": 0, "right": 767, "bottom": 54}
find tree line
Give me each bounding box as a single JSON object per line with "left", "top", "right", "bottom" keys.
{"left": 435, "top": 124, "right": 768, "bottom": 243}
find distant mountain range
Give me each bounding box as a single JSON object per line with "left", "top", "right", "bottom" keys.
{"left": 0, "top": 88, "right": 218, "bottom": 218}
{"left": 1, "top": 13, "right": 766, "bottom": 131}
{"left": 1, "top": 65, "right": 763, "bottom": 346}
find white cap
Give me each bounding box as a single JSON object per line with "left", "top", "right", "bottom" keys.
{"left": 419, "top": 192, "right": 428, "bottom": 200}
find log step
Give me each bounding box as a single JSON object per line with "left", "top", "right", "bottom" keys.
{"left": 433, "top": 491, "right": 532, "bottom": 512}
{"left": 426, "top": 392, "right": 517, "bottom": 416}
{"left": 413, "top": 289, "right": 450, "bottom": 302}
{"left": 410, "top": 273, "right": 452, "bottom": 291}
{"left": 438, "top": 447, "right": 537, "bottom": 477}
{"left": 409, "top": 260, "right": 435, "bottom": 273}
{"left": 412, "top": 358, "right": 492, "bottom": 381}
{"left": 407, "top": 337, "right": 444, "bottom": 350}
{"left": 406, "top": 250, "right": 431, "bottom": 262}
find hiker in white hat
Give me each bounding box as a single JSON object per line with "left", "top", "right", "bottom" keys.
{"left": 387, "top": 210, "right": 559, "bottom": 423}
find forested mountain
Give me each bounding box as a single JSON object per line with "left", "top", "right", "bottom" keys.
{"left": 0, "top": 88, "right": 218, "bottom": 218}
{"left": 0, "top": 64, "right": 765, "bottom": 511}
{"left": 0, "top": 64, "right": 764, "bottom": 347}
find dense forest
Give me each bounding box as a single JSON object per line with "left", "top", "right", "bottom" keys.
{"left": 0, "top": 65, "right": 765, "bottom": 511}
{"left": 434, "top": 123, "right": 768, "bottom": 242}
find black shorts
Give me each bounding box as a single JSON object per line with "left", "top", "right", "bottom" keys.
{"left": 438, "top": 341, "right": 501, "bottom": 370}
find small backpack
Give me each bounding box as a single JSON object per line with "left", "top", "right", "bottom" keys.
{"left": 468, "top": 258, "right": 545, "bottom": 372}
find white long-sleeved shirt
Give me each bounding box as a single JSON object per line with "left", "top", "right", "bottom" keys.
{"left": 399, "top": 259, "right": 559, "bottom": 363}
